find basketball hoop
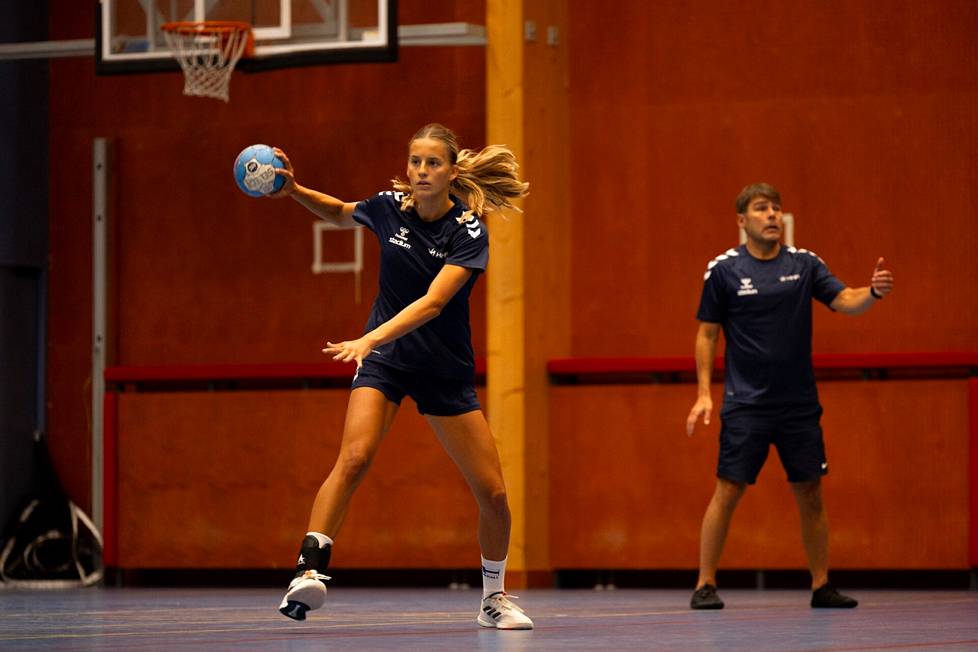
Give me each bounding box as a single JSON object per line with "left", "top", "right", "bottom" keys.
{"left": 161, "top": 21, "right": 253, "bottom": 103}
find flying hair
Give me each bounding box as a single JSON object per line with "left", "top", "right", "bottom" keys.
{"left": 391, "top": 123, "right": 529, "bottom": 217}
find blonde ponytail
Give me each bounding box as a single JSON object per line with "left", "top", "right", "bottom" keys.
{"left": 391, "top": 124, "right": 529, "bottom": 217}
{"left": 452, "top": 145, "right": 528, "bottom": 217}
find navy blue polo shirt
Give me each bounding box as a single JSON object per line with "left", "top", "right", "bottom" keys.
{"left": 696, "top": 244, "right": 846, "bottom": 407}
{"left": 353, "top": 191, "right": 487, "bottom": 380}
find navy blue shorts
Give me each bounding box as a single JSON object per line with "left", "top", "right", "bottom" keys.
{"left": 717, "top": 403, "right": 827, "bottom": 484}
{"left": 351, "top": 356, "right": 481, "bottom": 417}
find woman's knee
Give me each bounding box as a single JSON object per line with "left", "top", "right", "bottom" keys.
{"left": 479, "top": 486, "right": 510, "bottom": 520}
{"left": 333, "top": 448, "right": 374, "bottom": 487}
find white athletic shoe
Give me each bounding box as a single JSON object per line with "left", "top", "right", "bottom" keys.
{"left": 278, "top": 570, "right": 330, "bottom": 621}
{"left": 477, "top": 592, "right": 534, "bottom": 630}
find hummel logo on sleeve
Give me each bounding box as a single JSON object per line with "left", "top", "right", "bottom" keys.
{"left": 795, "top": 247, "right": 826, "bottom": 264}
{"left": 456, "top": 210, "right": 483, "bottom": 238}
{"left": 380, "top": 190, "right": 406, "bottom": 202}
{"left": 703, "top": 248, "right": 739, "bottom": 281}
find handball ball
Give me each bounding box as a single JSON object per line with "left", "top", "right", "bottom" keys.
{"left": 233, "top": 144, "right": 286, "bottom": 197}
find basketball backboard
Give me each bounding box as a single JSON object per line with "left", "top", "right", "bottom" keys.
{"left": 96, "top": 0, "right": 397, "bottom": 74}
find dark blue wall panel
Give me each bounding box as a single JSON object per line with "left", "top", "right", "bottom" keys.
{"left": 0, "top": 2, "right": 50, "bottom": 536}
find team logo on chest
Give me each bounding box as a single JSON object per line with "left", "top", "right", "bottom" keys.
{"left": 389, "top": 226, "right": 412, "bottom": 249}
{"left": 737, "top": 278, "right": 758, "bottom": 296}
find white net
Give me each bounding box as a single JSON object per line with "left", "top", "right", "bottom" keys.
{"left": 162, "top": 22, "right": 251, "bottom": 103}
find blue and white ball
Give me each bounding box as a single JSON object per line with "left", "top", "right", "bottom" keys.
{"left": 233, "top": 144, "right": 286, "bottom": 197}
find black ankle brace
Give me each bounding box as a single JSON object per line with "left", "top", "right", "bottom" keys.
{"left": 294, "top": 535, "right": 332, "bottom": 577}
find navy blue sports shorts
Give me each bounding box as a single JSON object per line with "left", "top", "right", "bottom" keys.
{"left": 351, "top": 355, "right": 481, "bottom": 417}
{"left": 717, "top": 403, "right": 827, "bottom": 484}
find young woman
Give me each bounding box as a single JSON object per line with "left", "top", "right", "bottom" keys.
{"left": 271, "top": 124, "right": 533, "bottom": 629}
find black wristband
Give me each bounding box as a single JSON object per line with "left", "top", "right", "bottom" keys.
{"left": 870, "top": 287, "right": 883, "bottom": 299}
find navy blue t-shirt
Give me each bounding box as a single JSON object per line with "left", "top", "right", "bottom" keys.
{"left": 353, "top": 191, "right": 488, "bottom": 380}
{"left": 696, "top": 244, "right": 846, "bottom": 407}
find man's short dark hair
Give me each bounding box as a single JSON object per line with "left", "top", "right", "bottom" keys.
{"left": 735, "top": 183, "right": 781, "bottom": 214}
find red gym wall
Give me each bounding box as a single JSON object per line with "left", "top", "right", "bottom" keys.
{"left": 565, "top": 1, "right": 978, "bottom": 356}
{"left": 549, "top": 0, "right": 977, "bottom": 571}
{"left": 46, "top": 1, "right": 976, "bottom": 572}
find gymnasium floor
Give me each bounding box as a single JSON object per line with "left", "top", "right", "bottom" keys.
{"left": 1, "top": 587, "right": 976, "bottom": 650}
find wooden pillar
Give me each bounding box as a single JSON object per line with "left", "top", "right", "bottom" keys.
{"left": 486, "top": 0, "right": 570, "bottom": 587}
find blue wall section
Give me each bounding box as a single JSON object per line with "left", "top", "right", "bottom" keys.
{"left": 0, "top": 3, "right": 50, "bottom": 534}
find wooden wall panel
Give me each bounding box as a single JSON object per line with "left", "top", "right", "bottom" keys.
{"left": 116, "top": 390, "right": 481, "bottom": 568}
{"left": 549, "top": 384, "right": 714, "bottom": 568}
{"left": 521, "top": 0, "right": 571, "bottom": 575}
{"left": 550, "top": 380, "right": 970, "bottom": 569}
{"left": 820, "top": 380, "right": 971, "bottom": 568}
{"left": 566, "top": 1, "right": 978, "bottom": 357}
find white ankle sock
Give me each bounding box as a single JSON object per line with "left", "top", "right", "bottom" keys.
{"left": 306, "top": 532, "right": 333, "bottom": 548}
{"left": 481, "top": 556, "right": 506, "bottom": 598}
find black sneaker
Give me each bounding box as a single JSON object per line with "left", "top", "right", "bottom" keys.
{"left": 811, "top": 583, "right": 858, "bottom": 608}
{"left": 690, "top": 584, "right": 724, "bottom": 609}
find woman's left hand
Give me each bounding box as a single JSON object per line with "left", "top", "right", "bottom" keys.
{"left": 322, "top": 337, "right": 374, "bottom": 368}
